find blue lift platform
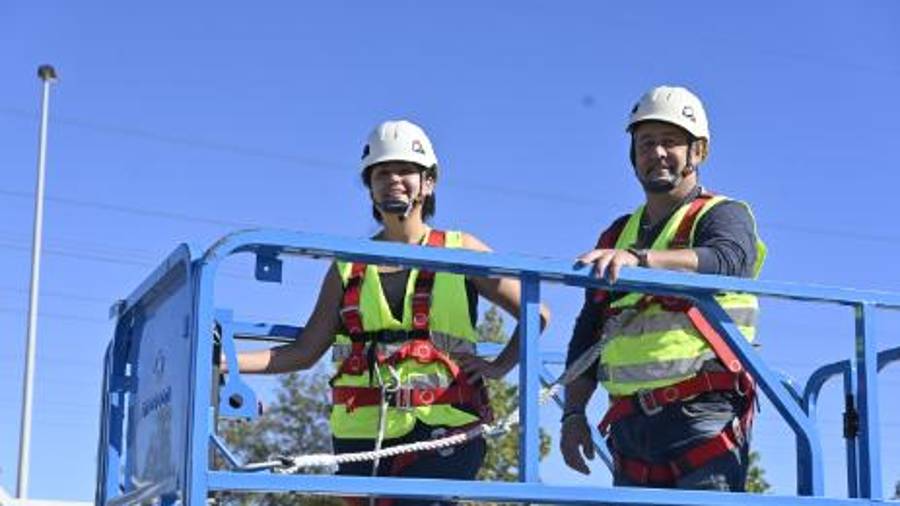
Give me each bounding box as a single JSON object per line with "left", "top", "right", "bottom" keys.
{"left": 95, "top": 229, "right": 900, "bottom": 505}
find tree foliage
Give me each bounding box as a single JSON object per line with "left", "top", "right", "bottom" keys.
{"left": 475, "top": 306, "right": 552, "bottom": 483}
{"left": 744, "top": 451, "right": 771, "bottom": 494}
{"left": 216, "top": 368, "right": 340, "bottom": 506}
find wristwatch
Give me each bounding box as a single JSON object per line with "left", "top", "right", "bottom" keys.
{"left": 560, "top": 410, "right": 587, "bottom": 424}
{"left": 627, "top": 247, "right": 650, "bottom": 267}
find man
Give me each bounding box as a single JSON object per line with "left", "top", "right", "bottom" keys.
{"left": 560, "top": 85, "right": 766, "bottom": 491}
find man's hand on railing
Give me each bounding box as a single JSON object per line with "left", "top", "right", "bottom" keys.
{"left": 575, "top": 248, "right": 641, "bottom": 284}
{"left": 560, "top": 412, "right": 594, "bottom": 475}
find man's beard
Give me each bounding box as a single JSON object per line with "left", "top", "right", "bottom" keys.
{"left": 638, "top": 166, "right": 681, "bottom": 194}
{"left": 640, "top": 178, "right": 677, "bottom": 193}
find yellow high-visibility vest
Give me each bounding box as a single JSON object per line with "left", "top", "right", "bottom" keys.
{"left": 331, "top": 230, "right": 481, "bottom": 439}
{"left": 599, "top": 195, "right": 767, "bottom": 396}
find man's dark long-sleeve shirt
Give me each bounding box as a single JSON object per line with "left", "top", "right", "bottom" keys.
{"left": 565, "top": 188, "right": 760, "bottom": 377}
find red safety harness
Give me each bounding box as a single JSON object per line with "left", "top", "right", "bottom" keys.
{"left": 333, "top": 229, "right": 492, "bottom": 495}
{"left": 593, "top": 193, "right": 757, "bottom": 487}
{"left": 333, "top": 229, "right": 490, "bottom": 418}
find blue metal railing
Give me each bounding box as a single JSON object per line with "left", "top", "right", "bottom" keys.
{"left": 95, "top": 229, "right": 900, "bottom": 505}
{"left": 801, "top": 345, "right": 900, "bottom": 498}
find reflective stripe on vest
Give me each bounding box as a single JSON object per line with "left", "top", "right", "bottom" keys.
{"left": 599, "top": 351, "right": 716, "bottom": 383}
{"left": 330, "top": 229, "right": 480, "bottom": 439}
{"left": 599, "top": 193, "right": 767, "bottom": 396}
{"left": 601, "top": 305, "right": 757, "bottom": 338}
{"left": 332, "top": 331, "right": 477, "bottom": 364}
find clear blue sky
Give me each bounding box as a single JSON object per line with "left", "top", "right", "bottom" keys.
{"left": 2, "top": 0, "right": 900, "bottom": 500}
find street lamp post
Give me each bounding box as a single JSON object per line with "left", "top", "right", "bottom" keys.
{"left": 17, "top": 64, "right": 58, "bottom": 499}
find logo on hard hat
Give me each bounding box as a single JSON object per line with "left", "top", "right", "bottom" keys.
{"left": 682, "top": 106, "right": 696, "bottom": 122}
{"left": 361, "top": 144, "right": 370, "bottom": 160}
{"left": 411, "top": 140, "right": 426, "bottom": 155}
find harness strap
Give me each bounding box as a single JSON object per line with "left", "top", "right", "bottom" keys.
{"left": 424, "top": 229, "right": 446, "bottom": 247}
{"left": 340, "top": 262, "right": 368, "bottom": 336}
{"left": 612, "top": 413, "right": 749, "bottom": 486}
{"left": 383, "top": 339, "right": 462, "bottom": 377}
{"left": 334, "top": 230, "right": 481, "bottom": 502}
{"left": 598, "top": 191, "right": 714, "bottom": 310}
{"left": 377, "top": 338, "right": 493, "bottom": 422}
{"left": 343, "top": 498, "right": 389, "bottom": 506}
{"left": 334, "top": 384, "right": 477, "bottom": 412}
{"left": 335, "top": 229, "right": 446, "bottom": 378}
{"left": 601, "top": 300, "right": 757, "bottom": 485}
{"left": 670, "top": 192, "right": 713, "bottom": 249}
{"left": 410, "top": 228, "right": 443, "bottom": 334}
{"left": 595, "top": 191, "right": 759, "bottom": 484}
{"left": 332, "top": 230, "right": 493, "bottom": 420}
{"left": 598, "top": 371, "right": 753, "bottom": 435}
{"left": 411, "top": 270, "right": 434, "bottom": 334}
{"left": 595, "top": 191, "right": 747, "bottom": 379}
{"left": 684, "top": 306, "right": 745, "bottom": 374}
{"left": 338, "top": 229, "right": 445, "bottom": 336}
{"left": 616, "top": 297, "right": 748, "bottom": 376}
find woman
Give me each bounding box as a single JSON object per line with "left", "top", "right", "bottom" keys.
{"left": 236, "top": 119, "right": 549, "bottom": 506}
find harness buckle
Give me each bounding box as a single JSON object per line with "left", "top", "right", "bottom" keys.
{"left": 413, "top": 313, "right": 429, "bottom": 328}
{"left": 731, "top": 417, "right": 746, "bottom": 447}
{"left": 735, "top": 374, "right": 752, "bottom": 397}
{"left": 381, "top": 367, "right": 413, "bottom": 411}
{"left": 340, "top": 304, "right": 360, "bottom": 316}
{"left": 636, "top": 389, "right": 662, "bottom": 416}
{"left": 339, "top": 305, "right": 363, "bottom": 334}
{"left": 390, "top": 388, "right": 414, "bottom": 410}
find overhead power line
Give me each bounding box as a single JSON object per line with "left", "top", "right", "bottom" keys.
{"left": 0, "top": 107, "right": 653, "bottom": 208}
{"left": 0, "top": 238, "right": 267, "bottom": 280}
{"left": 0, "top": 307, "right": 108, "bottom": 324}
{"left": 4, "top": 108, "right": 900, "bottom": 242}
{"left": 0, "top": 187, "right": 256, "bottom": 229}
{"left": 0, "top": 240, "right": 160, "bottom": 268}
{"left": 0, "top": 106, "right": 351, "bottom": 173}
{"left": 0, "top": 286, "right": 109, "bottom": 304}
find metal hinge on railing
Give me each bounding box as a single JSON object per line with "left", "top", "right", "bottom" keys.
{"left": 843, "top": 393, "right": 860, "bottom": 439}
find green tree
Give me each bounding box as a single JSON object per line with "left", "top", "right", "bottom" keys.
{"left": 475, "top": 306, "right": 552, "bottom": 483}
{"left": 745, "top": 451, "right": 771, "bottom": 494}
{"left": 217, "top": 368, "right": 340, "bottom": 506}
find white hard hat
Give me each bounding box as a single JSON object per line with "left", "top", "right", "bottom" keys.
{"left": 361, "top": 120, "right": 439, "bottom": 173}
{"left": 627, "top": 85, "right": 710, "bottom": 142}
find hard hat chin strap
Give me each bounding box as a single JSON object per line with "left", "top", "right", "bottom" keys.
{"left": 376, "top": 199, "right": 414, "bottom": 220}
{"left": 377, "top": 197, "right": 425, "bottom": 221}
{"left": 681, "top": 149, "right": 695, "bottom": 178}
{"left": 681, "top": 138, "right": 700, "bottom": 178}
{"left": 373, "top": 172, "right": 425, "bottom": 222}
